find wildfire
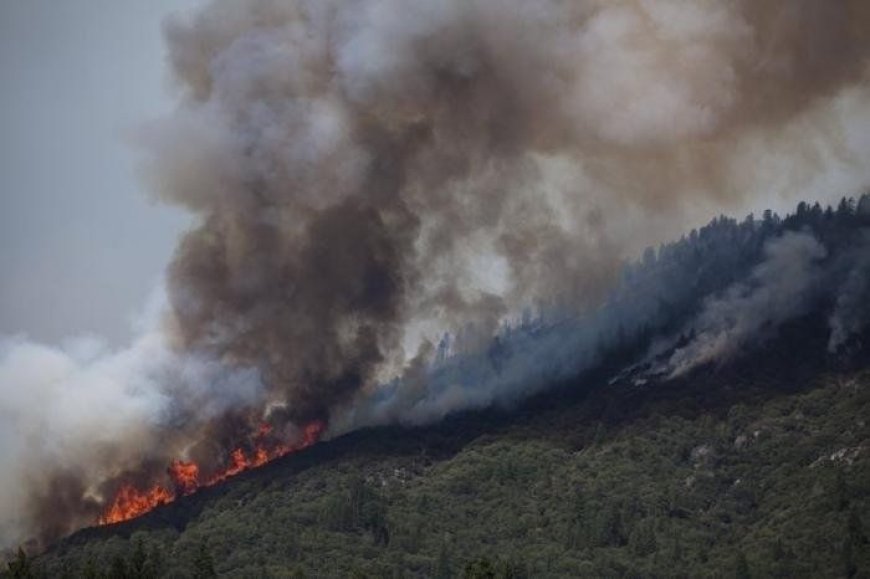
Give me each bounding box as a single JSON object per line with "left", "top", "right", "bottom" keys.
{"left": 97, "top": 421, "right": 326, "bottom": 526}
{"left": 97, "top": 484, "right": 172, "bottom": 526}
{"left": 168, "top": 460, "right": 200, "bottom": 495}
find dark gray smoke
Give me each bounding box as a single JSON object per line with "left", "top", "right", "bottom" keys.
{"left": 145, "top": 0, "right": 870, "bottom": 424}
{"left": 2, "top": 0, "right": 870, "bottom": 550}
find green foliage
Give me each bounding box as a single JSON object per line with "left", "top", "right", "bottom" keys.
{"left": 849, "top": 511, "right": 868, "bottom": 547}
{"left": 26, "top": 367, "right": 870, "bottom": 577}
{"left": 129, "top": 540, "right": 147, "bottom": 578}
{"left": 628, "top": 518, "right": 657, "bottom": 557}
{"left": 319, "top": 476, "right": 388, "bottom": 545}
{"left": 843, "top": 538, "right": 857, "bottom": 579}
{"left": 192, "top": 543, "right": 217, "bottom": 579}
{"left": 462, "top": 558, "right": 526, "bottom": 579}
{"left": 734, "top": 551, "right": 750, "bottom": 579}
{"left": 108, "top": 554, "right": 128, "bottom": 579}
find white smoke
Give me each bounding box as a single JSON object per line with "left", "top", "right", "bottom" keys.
{"left": 3, "top": 0, "right": 870, "bottom": 550}
{"left": 143, "top": 0, "right": 870, "bottom": 419}
{"left": 665, "top": 232, "right": 828, "bottom": 377}
{"left": 0, "top": 290, "right": 263, "bottom": 548}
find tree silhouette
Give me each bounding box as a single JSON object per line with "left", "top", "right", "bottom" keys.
{"left": 7, "top": 548, "right": 32, "bottom": 579}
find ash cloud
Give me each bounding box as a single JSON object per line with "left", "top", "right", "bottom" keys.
{"left": 144, "top": 0, "right": 870, "bottom": 423}
{"left": 3, "top": 0, "right": 870, "bottom": 551}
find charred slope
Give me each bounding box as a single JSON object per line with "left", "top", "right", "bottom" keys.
{"left": 21, "top": 313, "right": 870, "bottom": 578}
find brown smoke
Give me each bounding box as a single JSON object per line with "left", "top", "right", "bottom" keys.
{"left": 147, "top": 0, "right": 870, "bottom": 424}
{"left": 2, "top": 0, "right": 870, "bottom": 550}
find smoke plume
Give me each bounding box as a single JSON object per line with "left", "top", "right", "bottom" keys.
{"left": 665, "top": 232, "right": 827, "bottom": 377}
{"left": 143, "top": 0, "right": 870, "bottom": 423}
{"left": 0, "top": 290, "right": 267, "bottom": 548}
{"left": 2, "top": 0, "right": 870, "bottom": 549}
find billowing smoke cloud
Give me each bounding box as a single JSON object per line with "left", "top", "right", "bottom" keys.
{"left": 333, "top": 217, "right": 870, "bottom": 430}
{"left": 664, "top": 232, "right": 827, "bottom": 377}
{"left": 0, "top": 291, "right": 264, "bottom": 548}
{"left": 2, "top": 0, "right": 870, "bottom": 550}
{"left": 143, "top": 0, "right": 870, "bottom": 423}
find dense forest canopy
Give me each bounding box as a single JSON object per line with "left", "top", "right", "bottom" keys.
{"left": 344, "top": 195, "right": 870, "bottom": 429}
{"left": 6, "top": 196, "right": 870, "bottom": 577}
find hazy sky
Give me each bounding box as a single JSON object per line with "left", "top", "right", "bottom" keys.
{"left": 0, "top": 1, "right": 203, "bottom": 344}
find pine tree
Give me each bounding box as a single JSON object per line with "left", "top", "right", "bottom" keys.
{"left": 842, "top": 537, "right": 857, "bottom": 579}
{"left": 734, "top": 551, "right": 750, "bottom": 579}
{"left": 463, "top": 558, "right": 497, "bottom": 579}
{"left": 434, "top": 542, "right": 453, "bottom": 579}
{"left": 109, "top": 554, "right": 129, "bottom": 579}
{"left": 848, "top": 510, "right": 867, "bottom": 546}
{"left": 81, "top": 558, "right": 100, "bottom": 579}
{"left": 836, "top": 470, "right": 849, "bottom": 511}
{"left": 192, "top": 543, "right": 217, "bottom": 579}
{"left": 144, "top": 545, "right": 165, "bottom": 579}
{"left": 629, "top": 519, "right": 658, "bottom": 557}
{"left": 7, "top": 548, "right": 32, "bottom": 579}
{"left": 129, "top": 540, "right": 147, "bottom": 578}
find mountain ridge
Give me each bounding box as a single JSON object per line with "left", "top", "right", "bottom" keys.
{"left": 25, "top": 309, "right": 870, "bottom": 577}
{"left": 10, "top": 198, "right": 870, "bottom": 577}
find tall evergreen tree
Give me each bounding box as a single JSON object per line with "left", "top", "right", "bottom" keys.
{"left": 734, "top": 551, "right": 750, "bottom": 579}
{"left": 192, "top": 543, "right": 217, "bottom": 579}
{"left": 7, "top": 548, "right": 32, "bottom": 579}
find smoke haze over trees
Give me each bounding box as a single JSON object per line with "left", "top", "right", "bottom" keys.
{"left": 337, "top": 196, "right": 870, "bottom": 430}
{"left": 1, "top": 0, "right": 870, "bottom": 551}
{"left": 3, "top": 195, "right": 869, "bottom": 551}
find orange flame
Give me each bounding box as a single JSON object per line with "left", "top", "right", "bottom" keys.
{"left": 97, "top": 484, "right": 173, "bottom": 526}
{"left": 97, "top": 420, "right": 325, "bottom": 526}
{"left": 168, "top": 460, "right": 200, "bottom": 495}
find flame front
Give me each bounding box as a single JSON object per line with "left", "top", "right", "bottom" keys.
{"left": 97, "top": 484, "right": 173, "bottom": 526}
{"left": 98, "top": 421, "right": 326, "bottom": 526}
{"left": 168, "top": 460, "right": 200, "bottom": 496}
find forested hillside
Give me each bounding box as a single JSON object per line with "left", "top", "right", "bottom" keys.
{"left": 8, "top": 198, "right": 870, "bottom": 578}
{"left": 364, "top": 196, "right": 870, "bottom": 427}
{"left": 22, "top": 343, "right": 870, "bottom": 578}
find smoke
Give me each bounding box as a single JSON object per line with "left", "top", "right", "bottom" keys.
{"left": 2, "top": 0, "right": 870, "bottom": 550}
{"left": 829, "top": 231, "right": 870, "bottom": 352}
{"left": 0, "top": 291, "right": 264, "bottom": 548}
{"left": 142, "top": 0, "right": 870, "bottom": 423}
{"left": 664, "top": 232, "right": 827, "bottom": 377}
{"left": 332, "top": 219, "right": 869, "bottom": 430}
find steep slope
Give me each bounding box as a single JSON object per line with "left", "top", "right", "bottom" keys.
{"left": 8, "top": 199, "right": 870, "bottom": 577}
{"left": 23, "top": 325, "right": 870, "bottom": 578}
